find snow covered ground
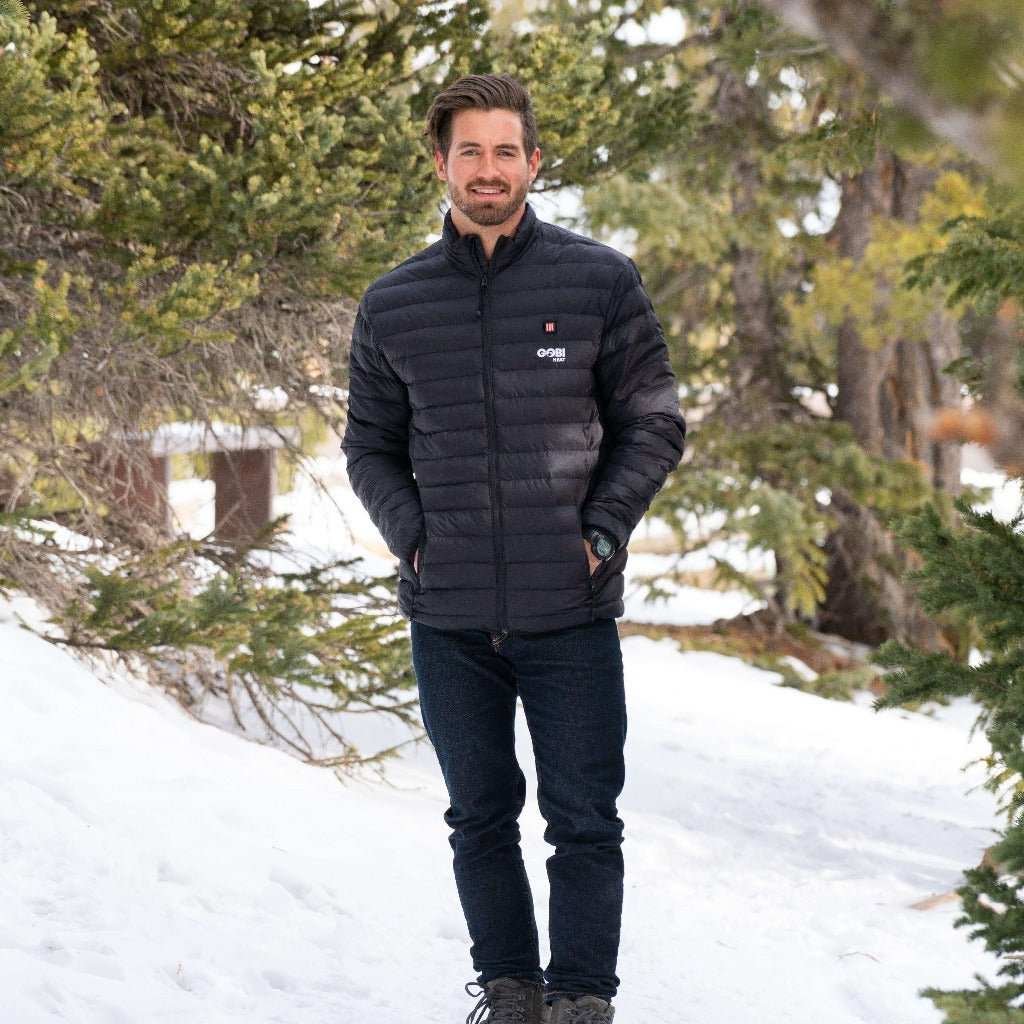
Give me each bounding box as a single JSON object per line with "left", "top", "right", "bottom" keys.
{"left": 1, "top": 451, "right": 1018, "bottom": 1023}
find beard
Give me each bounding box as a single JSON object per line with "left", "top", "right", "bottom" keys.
{"left": 449, "top": 177, "right": 529, "bottom": 227}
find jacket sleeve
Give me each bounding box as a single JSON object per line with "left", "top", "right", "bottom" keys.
{"left": 580, "top": 258, "right": 687, "bottom": 550}
{"left": 340, "top": 302, "right": 425, "bottom": 563}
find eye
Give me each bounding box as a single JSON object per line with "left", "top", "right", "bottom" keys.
{"left": 459, "top": 148, "right": 518, "bottom": 157}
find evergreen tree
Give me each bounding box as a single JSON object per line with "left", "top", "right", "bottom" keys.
{"left": 0, "top": 0, "right": 470, "bottom": 772}
{"left": 0, "top": 2, "right": 692, "bottom": 770}
{"left": 571, "top": 0, "right": 994, "bottom": 649}
{"left": 871, "top": 199, "right": 1024, "bottom": 1021}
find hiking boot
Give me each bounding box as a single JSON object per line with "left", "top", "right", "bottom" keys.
{"left": 464, "top": 976, "right": 546, "bottom": 1023}
{"left": 542, "top": 993, "right": 616, "bottom": 1023}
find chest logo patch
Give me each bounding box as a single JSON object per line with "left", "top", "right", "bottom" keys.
{"left": 543, "top": 320, "right": 557, "bottom": 334}
{"left": 537, "top": 346, "right": 566, "bottom": 363}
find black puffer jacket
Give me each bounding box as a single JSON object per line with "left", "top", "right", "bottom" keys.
{"left": 341, "top": 200, "right": 686, "bottom": 634}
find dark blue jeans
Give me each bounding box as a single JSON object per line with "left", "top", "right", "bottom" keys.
{"left": 410, "top": 617, "right": 627, "bottom": 1005}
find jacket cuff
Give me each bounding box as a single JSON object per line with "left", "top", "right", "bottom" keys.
{"left": 389, "top": 513, "right": 426, "bottom": 564}
{"left": 580, "top": 511, "right": 630, "bottom": 551}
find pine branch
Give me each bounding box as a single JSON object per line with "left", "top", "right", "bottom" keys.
{"left": 756, "top": 0, "right": 999, "bottom": 169}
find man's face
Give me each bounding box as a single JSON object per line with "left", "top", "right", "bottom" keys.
{"left": 435, "top": 107, "right": 540, "bottom": 227}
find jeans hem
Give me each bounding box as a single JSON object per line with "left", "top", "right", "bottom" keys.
{"left": 544, "top": 989, "right": 615, "bottom": 1003}
{"left": 480, "top": 970, "right": 545, "bottom": 985}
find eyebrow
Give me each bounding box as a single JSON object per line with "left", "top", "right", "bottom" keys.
{"left": 455, "top": 141, "right": 521, "bottom": 151}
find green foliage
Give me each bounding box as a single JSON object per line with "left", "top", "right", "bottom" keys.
{"left": 1, "top": 0, "right": 704, "bottom": 770}
{"left": 575, "top": 12, "right": 991, "bottom": 638}
{"left": 903, "top": 184, "right": 1024, "bottom": 314}
{"left": 1, "top": 2, "right": 442, "bottom": 302}
{"left": 0, "top": 262, "right": 80, "bottom": 394}
{"left": 0, "top": 0, "right": 28, "bottom": 25}
{"left": 105, "top": 247, "right": 260, "bottom": 356}
{"left": 871, "top": 491, "right": 1024, "bottom": 1017}
{"left": 0, "top": 0, "right": 436, "bottom": 759}
{"left": 43, "top": 520, "right": 422, "bottom": 770}
{"left": 785, "top": 170, "right": 985, "bottom": 355}
{"left": 923, "top": 979, "right": 1024, "bottom": 1024}
{"left": 740, "top": 483, "right": 830, "bottom": 617}
{"left": 0, "top": 11, "right": 110, "bottom": 193}
{"left": 874, "top": 497, "right": 1024, "bottom": 810}
{"left": 655, "top": 415, "right": 947, "bottom": 618}
{"left": 792, "top": 662, "right": 883, "bottom": 702}
{"left": 2, "top": 0, "right": 699, "bottom": 392}
{"left": 913, "top": 0, "right": 1024, "bottom": 109}
{"left": 915, "top": 855, "right": 1024, "bottom": 1013}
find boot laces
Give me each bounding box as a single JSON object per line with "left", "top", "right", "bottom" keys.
{"left": 464, "top": 979, "right": 533, "bottom": 1024}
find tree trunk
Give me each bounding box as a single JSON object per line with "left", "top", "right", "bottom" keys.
{"left": 818, "top": 143, "right": 962, "bottom": 650}
{"left": 715, "top": 69, "right": 792, "bottom": 435}
{"left": 714, "top": 68, "right": 800, "bottom": 623}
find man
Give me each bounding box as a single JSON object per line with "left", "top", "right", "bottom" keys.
{"left": 341, "top": 73, "right": 686, "bottom": 1024}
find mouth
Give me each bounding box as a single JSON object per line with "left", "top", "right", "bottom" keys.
{"left": 471, "top": 187, "right": 505, "bottom": 196}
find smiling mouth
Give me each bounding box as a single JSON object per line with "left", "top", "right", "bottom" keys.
{"left": 471, "top": 187, "right": 505, "bottom": 196}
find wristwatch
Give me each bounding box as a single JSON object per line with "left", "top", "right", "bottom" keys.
{"left": 583, "top": 526, "right": 617, "bottom": 561}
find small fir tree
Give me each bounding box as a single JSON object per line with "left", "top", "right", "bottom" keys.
{"left": 871, "top": 201, "right": 1024, "bottom": 1020}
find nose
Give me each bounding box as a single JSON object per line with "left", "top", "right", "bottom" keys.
{"left": 478, "top": 150, "right": 501, "bottom": 181}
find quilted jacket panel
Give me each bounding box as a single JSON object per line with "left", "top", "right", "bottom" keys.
{"left": 341, "top": 200, "right": 686, "bottom": 633}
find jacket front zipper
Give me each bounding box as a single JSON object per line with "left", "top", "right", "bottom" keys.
{"left": 478, "top": 263, "right": 508, "bottom": 632}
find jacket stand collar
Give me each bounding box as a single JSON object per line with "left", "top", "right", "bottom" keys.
{"left": 441, "top": 200, "right": 539, "bottom": 277}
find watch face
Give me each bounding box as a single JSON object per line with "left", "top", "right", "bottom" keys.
{"left": 594, "top": 536, "right": 613, "bottom": 558}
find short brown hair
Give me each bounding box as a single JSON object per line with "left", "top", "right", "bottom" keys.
{"left": 424, "top": 73, "right": 539, "bottom": 165}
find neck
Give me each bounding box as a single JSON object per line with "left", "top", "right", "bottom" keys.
{"left": 450, "top": 203, "right": 527, "bottom": 261}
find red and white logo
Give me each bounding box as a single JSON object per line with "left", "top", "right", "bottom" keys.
{"left": 544, "top": 320, "right": 557, "bottom": 334}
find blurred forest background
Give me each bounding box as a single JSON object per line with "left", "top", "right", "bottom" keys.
{"left": 3, "top": 2, "right": 1024, "bottom": 1018}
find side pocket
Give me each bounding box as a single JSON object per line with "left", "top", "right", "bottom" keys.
{"left": 413, "top": 529, "right": 428, "bottom": 592}
{"left": 574, "top": 510, "right": 591, "bottom": 581}
{"left": 580, "top": 534, "right": 593, "bottom": 581}
{"left": 591, "top": 544, "right": 626, "bottom": 594}
{"left": 590, "top": 551, "right": 611, "bottom": 581}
